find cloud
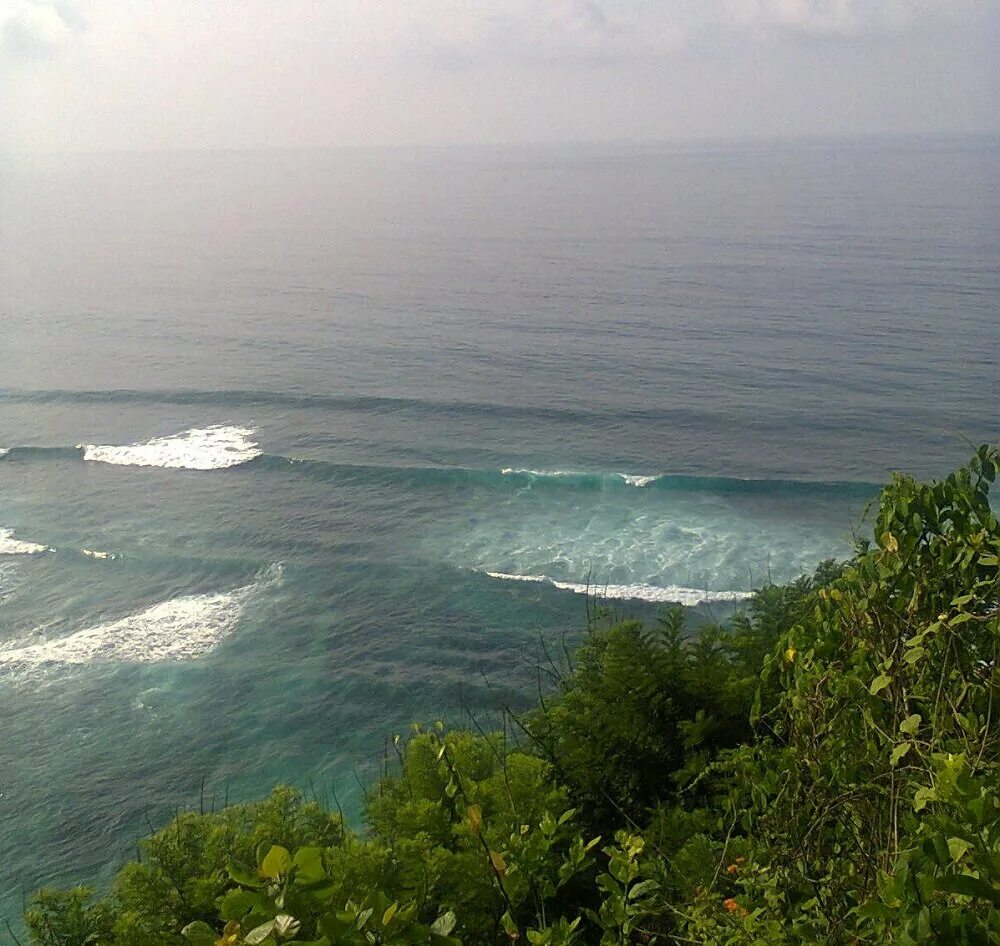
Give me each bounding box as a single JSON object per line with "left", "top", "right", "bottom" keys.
{"left": 1, "top": 0, "right": 85, "bottom": 58}
{"left": 405, "top": 0, "right": 620, "bottom": 70}
{"left": 722, "top": 0, "right": 979, "bottom": 39}
{"left": 401, "top": 0, "right": 984, "bottom": 73}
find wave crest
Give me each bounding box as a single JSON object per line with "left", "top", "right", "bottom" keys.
{"left": 0, "top": 528, "right": 51, "bottom": 556}
{"left": 483, "top": 571, "right": 753, "bottom": 606}
{"left": 501, "top": 468, "right": 660, "bottom": 488}
{"left": 81, "top": 426, "right": 260, "bottom": 471}
{"left": 0, "top": 565, "right": 282, "bottom": 667}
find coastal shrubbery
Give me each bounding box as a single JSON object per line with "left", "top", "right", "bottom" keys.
{"left": 22, "top": 447, "right": 1000, "bottom": 945}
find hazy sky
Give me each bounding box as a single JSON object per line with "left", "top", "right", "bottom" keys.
{"left": 1, "top": 0, "right": 998, "bottom": 153}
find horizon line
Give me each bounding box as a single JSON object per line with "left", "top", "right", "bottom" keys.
{"left": 3, "top": 129, "right": 999, "bottom": 161}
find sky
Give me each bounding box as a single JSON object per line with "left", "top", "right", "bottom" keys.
{"left": 1, "top": 0, "right": 998, "bottom": 153}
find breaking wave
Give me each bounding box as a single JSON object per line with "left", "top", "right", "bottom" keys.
{"left": 483, "top": 571, "right": 753, "bottom": 606}
{"left": 0, "top": 438, "right": 878, "bottom": 499}
{"left": 0, "top": 565, "right": 282, "bottom": 668}
{"left": 81, "top": 426, "right": 261, "bottom": 470}
{"left": 501, "top": 468, "right": 659, "bottom": 487}
{"left": 0, "top": 528, "right": 51, "bottom": 556}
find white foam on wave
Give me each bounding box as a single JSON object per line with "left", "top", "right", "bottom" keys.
{"left": 0, "top": 527, "right": 51, "bottom": 556}
{"left": 501, "top": 467, "right": 581, "bottom": 478}
{"left": 617, "top": 474, "right": 659, "bottom": 487}
{"left": 501, "top": 467, "right": 659, "bottom": 487}
{"left": 81, "top": 548, "right": 123, "bottom": 561}
{"left": 0, "top": 448, "right": 9, "bottom": 459}
{"left": 0, "top": 565, "right": 282, "bottom": 668}
{"left": 484, "top": 571, "right": 752, "bottom": 607}
{"left": 81, "top": 425, "right": 261, "bottom": 470}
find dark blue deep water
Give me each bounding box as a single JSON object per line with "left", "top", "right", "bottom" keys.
{"left": 1, "top": 137, "right": 998, "bottom": 919}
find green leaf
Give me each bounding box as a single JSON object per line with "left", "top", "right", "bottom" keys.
{"left": 947, "top": 837, "right": 973, "bottom": 863}
{"left": 260, "top": 845, "right": 292, "bottom": 880}
{"left": 900, "top": 714, "right": 922, "bottom": 736}
{"left": 914, "top": 786, "right": 936, "bottom": 812}
{"left": 935, "top": 874, "right": 1000, "bottom": 907}
{"left": 500, "top": 911, "right": 519, "bottom": 937}
{"left": 856, "top": 901, "right": 893, "bottom": 920}
{"left": 431, "top": 911, "right": 457, "bottom": 936}
{"left": 245, "top": 920, "right": 277, "bottom": 945}
{"left": 293, "top": 846, "right": 326, "bottom": 883}
{"left": 229, "top": 862, "right": 265, "bottom": 887}
{"left": 181, "top": 921, "right": 218, "bottom": 946}
{"left": 628, "top": 879, "right": 658, "bottom": 900}
{"left": 916, "top": 906, "right": 931, "bottom": 941}
{"left": 890, "top": 742, "right": 912, "bottom": 766}
{"left": 949, "top": 612, "right": 974, "bottom": 626}
{"left": 903, "top": 647, "right": 926, "bottom": 666}
{"left": 870, "top": 673, "right": 892, "bottom": 696}
{"left": 220, "top": 888, "right": 262, "bottom": 921}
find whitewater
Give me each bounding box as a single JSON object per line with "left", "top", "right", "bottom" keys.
{"left": 0, "top": 566, "right": 281, "bottom": 668}
{"left": 80, "top": 425, "right": 261, "bottom": 470}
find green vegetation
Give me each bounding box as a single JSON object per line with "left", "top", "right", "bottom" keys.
{"left": 20, "top": 447, "right": 1000, "bottom": 945}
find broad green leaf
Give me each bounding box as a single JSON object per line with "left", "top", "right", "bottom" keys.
{"left": 501, "top": 911, "right": 519, "bottom": 937}
{"left": 260, "top": 845, "right": 292, "bottom": 880}
{"left": 181, "top": 921, "right": 218, "bottom": 946}
{"left": 245, "top": 921, "right": 277, "bottom": 945}
{"left": 856, "top": 901, "right": 893, "bottom": 920}
{"left": 628, "top": 879, "right": 658, "bottom": 900}
{"left": 903, "top": 647, "right": 926, "bottom": 666}
{"left": 293, "top": 846, "right": 326, "bottom": 882}
{"left": 890, "top": 742, "right": 911, "bottom": 766}
{"left": 431, "top": 911, "right": 457, "bottom": 936}
{"left": 935, "top": 874, "right": 1000, "bottom": 907}
{"left": 914, "top": 786, "right": 936, "bottom": 812}
{"left": 947, "top": 837, "right": 973, "bottom": 863}
{"left": 220, "top": 888, "right": 262, "bottom": 920}
{"left": 229, "top": 862, "right": 265, "bottom": 888}
{"left": 900, "top": 714, "right": 922, "bottom": 736}
{"left": 870, "top": 673, "right": 892, "bottom": 696}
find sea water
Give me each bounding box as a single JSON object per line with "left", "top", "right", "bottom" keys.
{"left": 1, "top": 137, "right": 998, "bottom": 918}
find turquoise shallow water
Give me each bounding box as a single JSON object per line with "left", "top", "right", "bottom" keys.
{"left": 0, "top": 137, "right": 998, "bottom": 921}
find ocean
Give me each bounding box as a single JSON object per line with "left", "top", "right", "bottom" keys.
{"left": 1, "top": 136, "right": 998, "bottom": 919}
